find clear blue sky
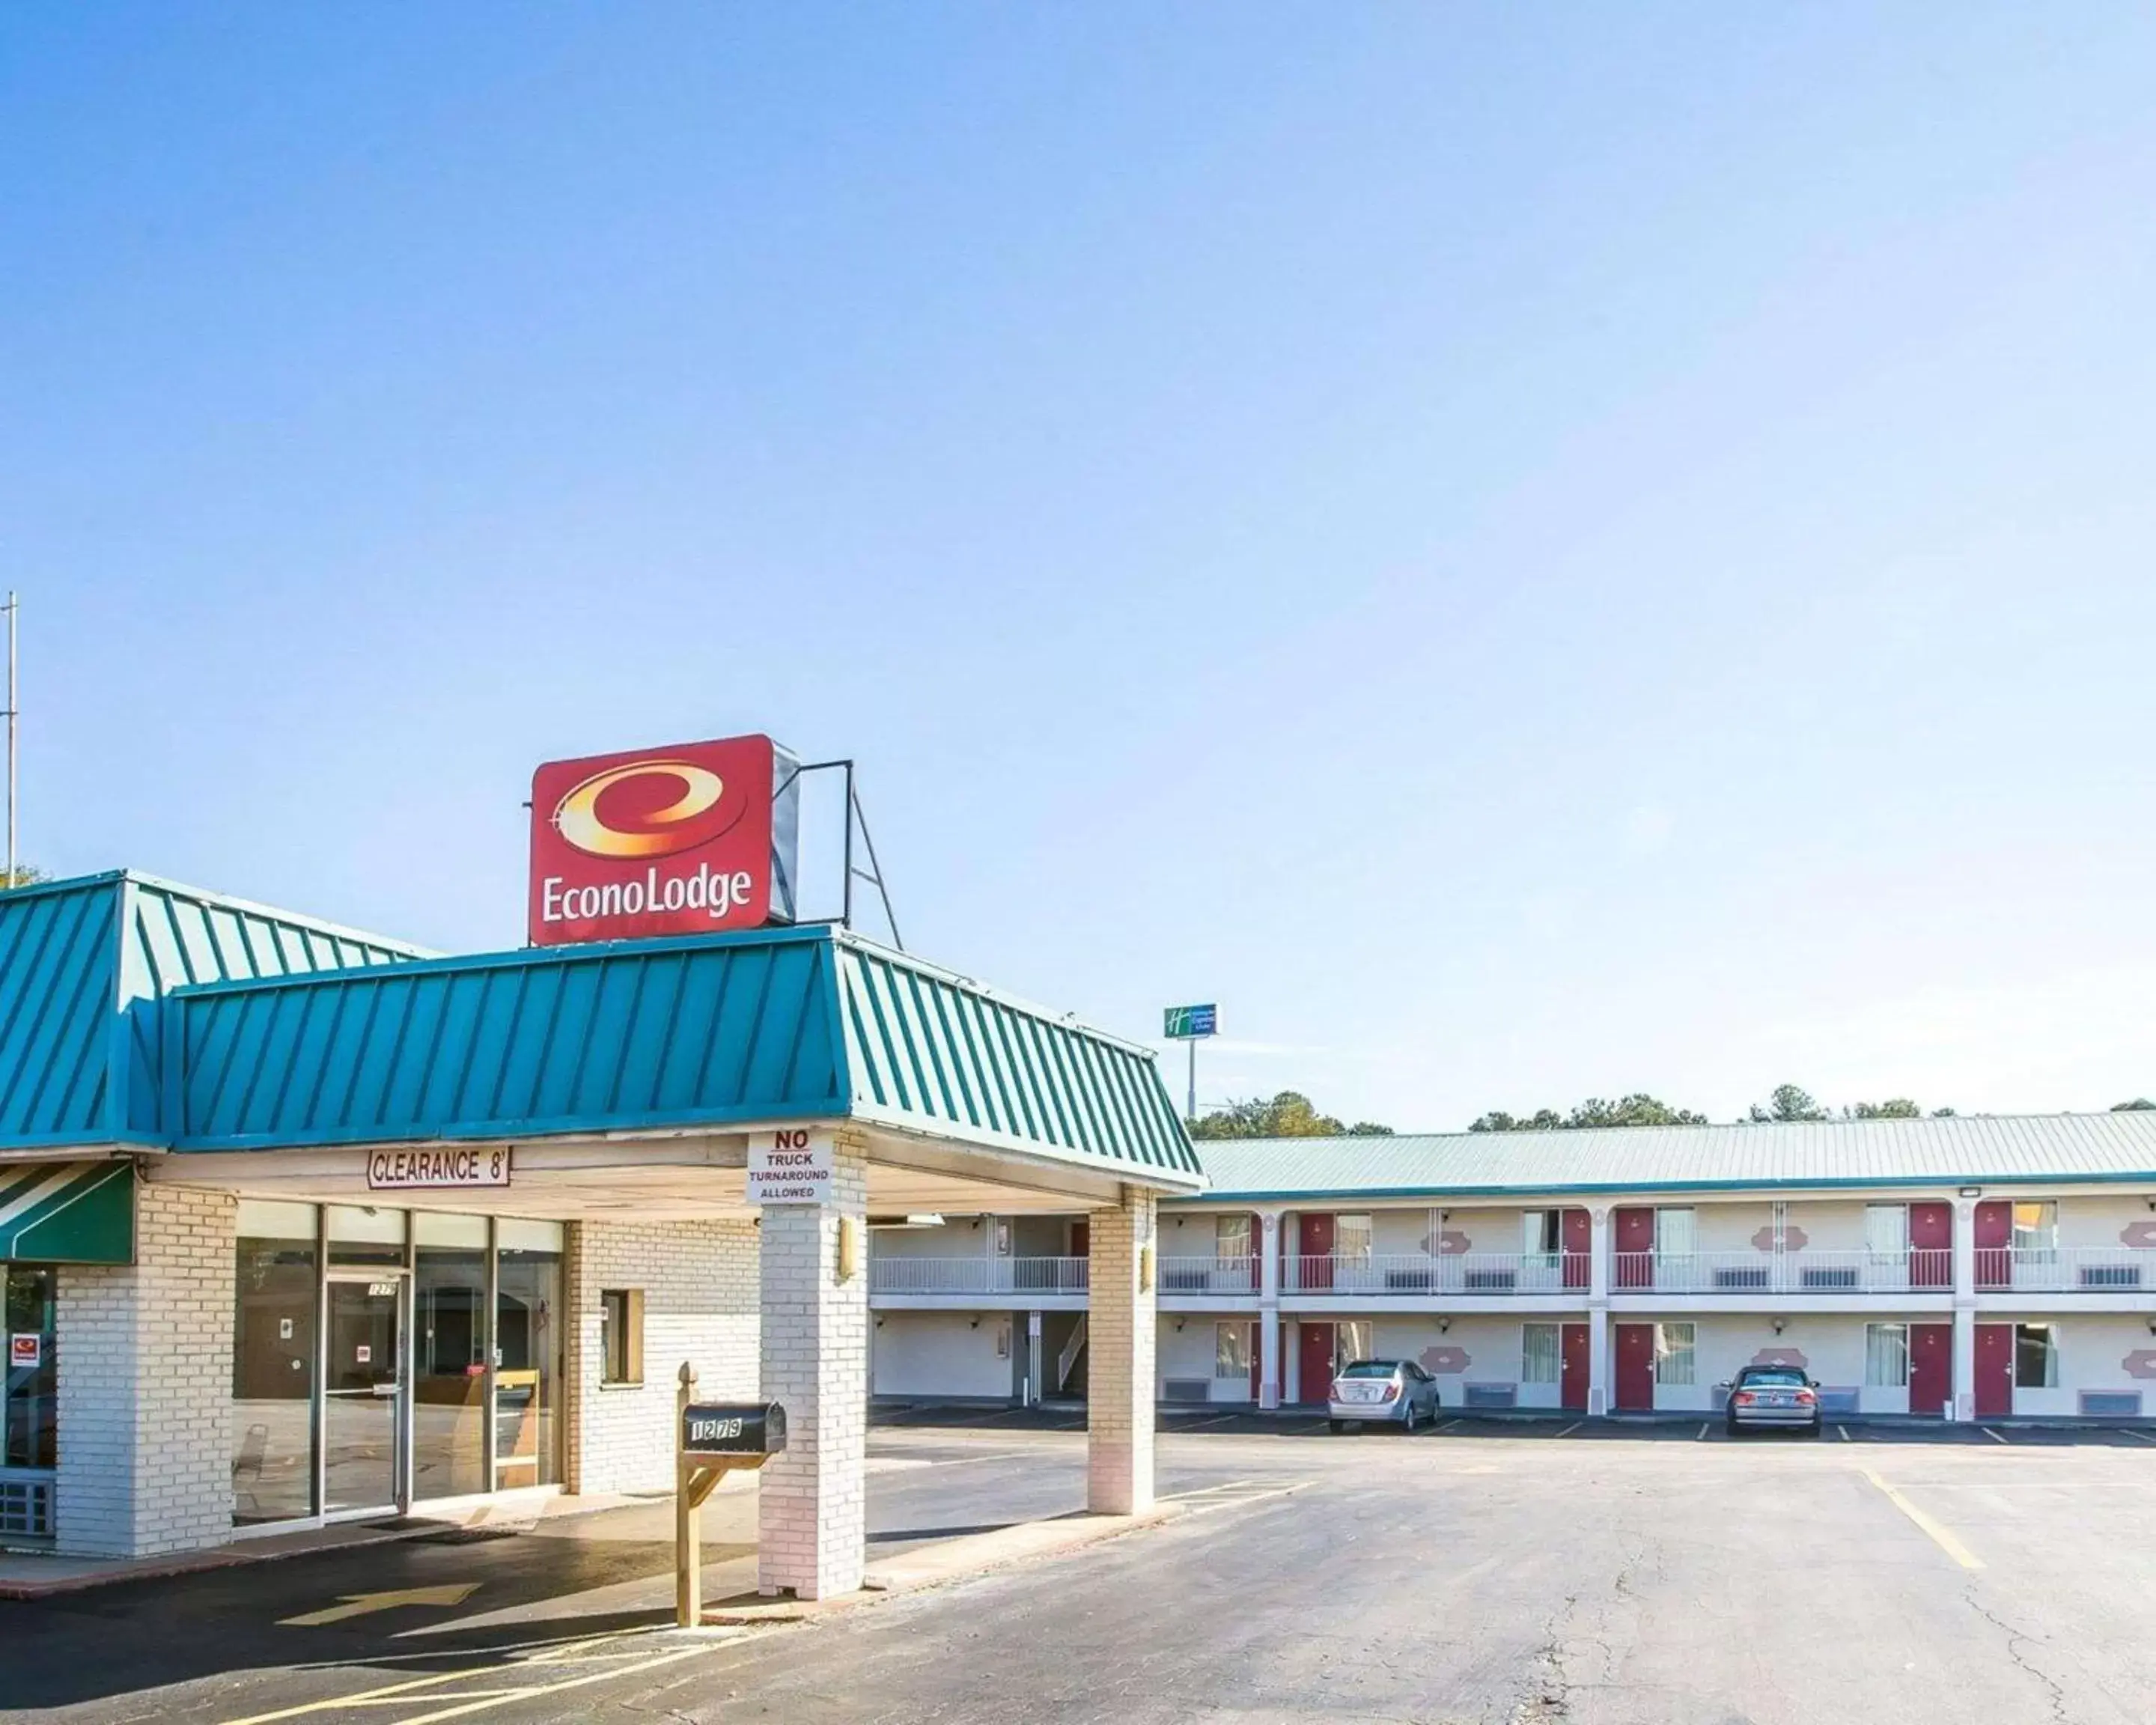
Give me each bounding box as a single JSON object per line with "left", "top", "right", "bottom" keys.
{"left": 7, "top": 7, "right": 2155, "bottom": 1128}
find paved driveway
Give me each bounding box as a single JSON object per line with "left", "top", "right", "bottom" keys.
{"left": 7, "top": 1417, "right": 2155, "bottom": 1724}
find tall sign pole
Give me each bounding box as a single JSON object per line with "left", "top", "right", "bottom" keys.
{"left": 3, "top": 591, "right": 16, "bottom": 886}
{"left": 1162, "top": 1003, "right": 1218, "bottom": 1125}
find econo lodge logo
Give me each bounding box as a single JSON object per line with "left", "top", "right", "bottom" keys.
{"left": 552, "top": 759, "right": 734, "bottom": 859}
{"left": 527, "top": 735, "right": 778, "bottom": 946}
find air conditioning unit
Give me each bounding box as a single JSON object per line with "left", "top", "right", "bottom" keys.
{"left": 1163, "top": 1378, "right": 1213, "bottom": 1404}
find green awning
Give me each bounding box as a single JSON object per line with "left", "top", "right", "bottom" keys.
{"left": 0, "top": 1161, "right": 134, "bottom": 1264}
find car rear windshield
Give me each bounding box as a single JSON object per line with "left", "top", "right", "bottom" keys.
{"left": 1741, "top": 1368, "right": 1807, "bottom": 1386}
{"left": 1339, "top": 1361, "right": 1399, "bottom": 1378}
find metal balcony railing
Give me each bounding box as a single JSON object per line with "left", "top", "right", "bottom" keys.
{"left": 868, "top": 1256, "right": 1089, "bottom": 1295}
{"left": 1976, "top": 1245, "right": 2156, "bottom": 1292}
{"left": 1156, "top": 1256, "right": 1261, "bottom": 1294}
{"left": 1286, "top": 1252, "right": 1590, "bottom": 1295}
{"left": 1610, "top": 1249, "right": 1955, "bottom": 1293}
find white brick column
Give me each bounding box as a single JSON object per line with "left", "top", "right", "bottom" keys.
{"left": 1087, "top": 1184, "right": 1157, "bottom": 1515}
{"left": 1951, "top": 1196, "right": 1978, "bottom": 1420}
{"left": 55, "top": 1183, "right": 237, "bottom": 1558}
{"left": 1587, "top": 1205, "right": 1612, "bottom": 1417}
{"left": 758, "top": 1134, "right": 869, "bottom": 1599}
{"left": 1257, "top": 1209, "right": 1282, "bottom": 1410}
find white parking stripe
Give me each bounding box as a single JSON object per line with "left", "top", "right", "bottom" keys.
{"left": 1551, "top": 1421, "right": 1580, "bottom": 1438}
{"left": 1696, "top": 1422, "right": 1711, "bottom": 1440}
{"left": 2122, "top": 1428, "right": 2156, "bottom": 1444}
{"left": 1982, "top": 1426, "right": 2011, "bottom": 1444}
{"left": 1837, "top": 1425, "right": 1852, "bottom": 1441}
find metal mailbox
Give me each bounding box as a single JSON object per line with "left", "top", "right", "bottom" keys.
{"left": 680, "top": 1401, "right": 787, "bottom": 1460}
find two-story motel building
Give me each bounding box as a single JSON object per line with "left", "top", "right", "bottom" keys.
{"left": 870, "top": 1117, "right": 2156, "bottom": 1424}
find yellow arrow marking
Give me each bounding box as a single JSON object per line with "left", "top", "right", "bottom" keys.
{"left": 279, "top": 1583, "right": 481, "bottom": 1627}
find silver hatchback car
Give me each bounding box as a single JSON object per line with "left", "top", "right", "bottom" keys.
{"left": 1327, "top": 1358, "right": 1443, "bottom": 1432}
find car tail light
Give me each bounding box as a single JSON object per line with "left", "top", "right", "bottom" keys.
{"left": 1380, "top": 1383, "right": 1399, "bottom": 1402}
{"left": 1796, "top": 1388, "right": 1817, "bottom": 1404}
{"left": 1733, "top": 1391, "right": 1755, "bottom": 1405}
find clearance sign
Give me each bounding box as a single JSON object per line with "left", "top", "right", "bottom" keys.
{"left": 529, "top": 734, "right": 782, "bottom": 946}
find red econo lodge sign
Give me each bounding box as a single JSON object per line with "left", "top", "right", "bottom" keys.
{"left": 529, "top": 734, "right": 780, "bottom": 946}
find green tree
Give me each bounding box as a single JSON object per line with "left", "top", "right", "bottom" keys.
{"left": 0, "top": 864, "right": 45, "bottom": 891}
{"left": 1470, "top": 1094, "right": 1705, "bottom": 1132}
{"left": 1189, "top": 1091, "right": 1389, "bottom": 1140}
{"left": 1848, "top": 1099, "right": 1923, "bottom": 1119}
{"left": 1750, "top": 1083, "right": 1828, "bottom": 1123}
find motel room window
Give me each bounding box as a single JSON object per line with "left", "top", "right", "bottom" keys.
{"left": 1333, "top": 1321, "right": 1373, "bottom": 1375}
{"left": 1522, "top": 1211, "right": 1562, "bottom": 1265}
{"left": 1214, "top": 1322, "right": 1252, "bottom": 1380}
{"left": 1521, "top": 1322, "right": 1562, "bottom": 1384}
{"left": 1214, "top": 1214, "right": 1252, "bottom": 1267}
{"left": 2015, "top": 1324, "right": 2059, "bottom": 1390}
{"left": 2012, "top": 1203, "right": 2059, "bottom": 1257}
{"left": 1653, "top": 1208, "right": 1696, "bottom": 1265}
{"left": 1866, "top": 1323, "right": 1910, "bottom": 1387}
{"left": 600, "top": 1289, "right": 645, "bottom": 1387}
{"left": 1334, "top": 1215, "right": 1374, "bottom": 1265}
{"left": 1864, "top": 1205, "right": 1910, "bottom": 1261}
{"left": 1652, "top": 1321, "right": 1696, "bottom": 1387}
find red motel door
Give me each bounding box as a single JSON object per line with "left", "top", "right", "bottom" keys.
{"left": 1975, "top": 1324, "right": 2015, "bottom": 1418}
{"left": 1615, "top": 1323, "right": 1656, "bottom": 1411}
{"left": 1908, "top": 1203, "right": 1952, "bottom": 1289}
{"left": 1908, "top": 1322, "right": 1952, "bottom": 1416}
{"left": 1249, "top": 1321, "right": 1264, "bottom": 1401}
{"left": 1562, "top": 1209, "right": 1592, "bottom": 1290}
{"left": 1301, "top": 1214, "right": 1336, "bottom": 1291}
{"left": 1560, "top": 1323, "right": 1591, "bottom": 1411}
{"left": 1974, "top": 1202, "right": 2012, "bottom": 1289}
{"left": 1613, "top": 1208, "right": 1655, "bottom": 1289}
{"left": 1299, "top": 1324, "right": 1336, "bottom": 1404}
{"left": 1071, "top": 1220, "right": 1089, "bottom": 1258}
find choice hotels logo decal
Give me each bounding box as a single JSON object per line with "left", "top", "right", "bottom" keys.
{"left": 552, "top": 760, "right": 743, "bottom": 860}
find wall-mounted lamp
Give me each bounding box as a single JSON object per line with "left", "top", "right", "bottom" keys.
{"left": 969, "top": 1315, "right": 981, "bottom": 1330}
{"left": 1958, "top": 1187, "right": 1983, "bottom": 1199}
{"left": 1771, "top": 1318, "right": 1786, "bottom": 1335}
{"left": 970, "top": 1217, "right": 982, "bottom": 1230}
{"left": 1175, "top": 1318, "right": 1185, "bottom": 1332}
{"left": 874, "top": 1315, "right": 885, "bottom": 1330}
{"left": 2146, "top": 1318, "right": 2155, "bottom": 1337}
{"left": 1437, "top": 1318, "right": 1452, "bottom": 1335}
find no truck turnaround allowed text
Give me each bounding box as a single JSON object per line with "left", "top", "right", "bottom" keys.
{"left": 538, "top": 862, "right": 756, "bottom": 926}
{"left": 366, "top": 1146, "right": 512, "bottom": 1190}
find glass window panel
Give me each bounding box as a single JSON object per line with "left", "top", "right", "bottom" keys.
{"left": 237, "top": 1199, "right": 318, "bottom": 1241}
{"left": 1865, "top": 1205, "right": 1910, "bottom": 1256}
{"left": 2012, "top": 1204, "right": 2057, "bottom": 1251}
{"left": 1653, "top": 1322, "right": 1696, "bottom": 1386}
{"left": 1214, "top": 1322, "right": 1251, "bottom": 1378}
{"left": 1335, "top": 1216, "right": 1373, "bottom": 1265}
{"left": 232, "top": 1231, "right": 317, "bottom": 1522}
{"left": 1521, "top": 1322, "right": 1561, "bottom": 1384}
{"left": 1654, "top": 1210, "right": 1696, "bottom": 1259}
{"left": 1333, "top": 1321, "right": 1372, "bottom": 1372}
{"left": 496, "top": 1238, "right": 564, "bottom": 1488}
{"left": 2015, "top": 1324, "right": 2058, "bottom": 1388}
{"left": 414, "top": 1212, "right": 489, "bottom": 1250}
{"left": 1523, "top": 1212, "right": 1561, "bottom": 1258}
{"left": 1213, "top": 1215, "right": 1251, "bottom": 1265}
{"left": 413, "top": 1241, "right": 489, "bottom": 1500}
{"left": 497, "top": 1218, "right": 565, "bottom": 1253}
{"left": 327, "top": 1205, "right": 406, "bottom": 1266}
{"left": 1866, "top": 1324, "right": 1910, "bottom": 1387}
{"left": 4, "top": 1267, "right": 56, "bottom": 1471}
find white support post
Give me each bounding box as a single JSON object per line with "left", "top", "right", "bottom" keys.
{"left": 1087, "top": 1185, "right": 1157, "bottom": 1515}
{"left": 1952, "top": 1196, "right": 1978, "bottom": 1421}
{"left": 1587, "top": 1205, "right": 1612, "bottom": 1417}
{"left": 1258, "top": 1210, "right": 1282, "bottom": 1410}
{"left": 757, "top": 1136, "right": 870, "bottom": 1599}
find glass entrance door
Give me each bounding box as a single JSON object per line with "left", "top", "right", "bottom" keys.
{"left": 323, "top": 1277, "right": 406, "bottom": 1515}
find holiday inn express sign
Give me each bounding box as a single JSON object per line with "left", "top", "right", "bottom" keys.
{"left": 529, "top": 734, "right": 795, "bottom": 946}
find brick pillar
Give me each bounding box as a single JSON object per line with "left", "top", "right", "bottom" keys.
{"left": 55, "top": 1183, "right": 237, "bottom": 1557}
{"left": 758, "top": 1135, "right": 869, "bottom": 1599}
{"left": 1087, "top": 1184, "right": 1157, "bottom": 1515}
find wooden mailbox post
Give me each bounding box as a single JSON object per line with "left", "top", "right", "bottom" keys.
{"left": 675, "top": 1363, "right": 788, "bottom": 1627}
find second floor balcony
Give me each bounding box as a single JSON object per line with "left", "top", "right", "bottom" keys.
{"left": 1613, "top": 1248, "right": 1953, "bottom": 1294}
{"left": 1288, "top": 1252, "right": 1589, "bottom": 1295}
{"left": 1976, "top": 1245, "right": 2156, "bottom": 1292}
{"left": 869, "top": 1256, "right": 1089, "bottom": 1296}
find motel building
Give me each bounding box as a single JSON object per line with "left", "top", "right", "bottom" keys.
{"left": 0, "top": 867, "right": 1202, "bottom": 1586}
{"left": 868, "top": 1119, "right": 2156, "bottom": 1425}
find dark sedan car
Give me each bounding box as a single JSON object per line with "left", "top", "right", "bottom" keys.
{"left": 1723, "top": 1363, "right": 1823, "bottom": 1435}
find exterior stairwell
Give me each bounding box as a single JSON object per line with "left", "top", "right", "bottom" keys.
{"left": 1058, "top": 1315, "right": 1088, "bottom": 1393}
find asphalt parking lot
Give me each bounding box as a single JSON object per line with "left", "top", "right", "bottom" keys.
{"left": 7, "top": 1414, "right": 2155, "bottom": 1724}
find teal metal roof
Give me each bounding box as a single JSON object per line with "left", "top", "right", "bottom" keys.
{"left": 0, "top": 871, "right": 424, "bottom": 1149}
{"left": 1177, "top": 1113, "right": 2156, "bottom": 1202}
{"left": 165, "top": 925, "right": 1205, "bottom": 1188}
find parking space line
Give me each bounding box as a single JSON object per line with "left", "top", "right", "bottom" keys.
{"left": 1862, "top": 1469, "right": 1983, "bottom": 1571}
{"left": 1695, "top": 1422, "right": 1711, "bottom": 1440}
{"left": 1551, "top": 1421, "right": 1580, "bottom": 1438}
{"left": 1436, "top": 1418, "right": 1463, "bottom": 1433}
{"left": 2122, "top": 1428, "right": 2156, "bottom": 1444}
{"left": 1982, "top": 1426, "right": 2010, "bottom": 1444}
{"left": 1837, "top": 1425, "right": 1851, "bottom": 1441}
{"left": 1168, "top": 1414, "right": 1235, "bottom": 1431}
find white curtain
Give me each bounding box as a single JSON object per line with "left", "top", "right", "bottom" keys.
{"left": 1865, "top": 1323, "right": 1909, "bottom": 1387}
{"left": 1521, "top": 1323, "right": 1561, "bottom": 1384}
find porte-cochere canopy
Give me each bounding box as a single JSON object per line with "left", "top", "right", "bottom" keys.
{"left": 161, "top": 924, "right": 1203, "bottom": 1189}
